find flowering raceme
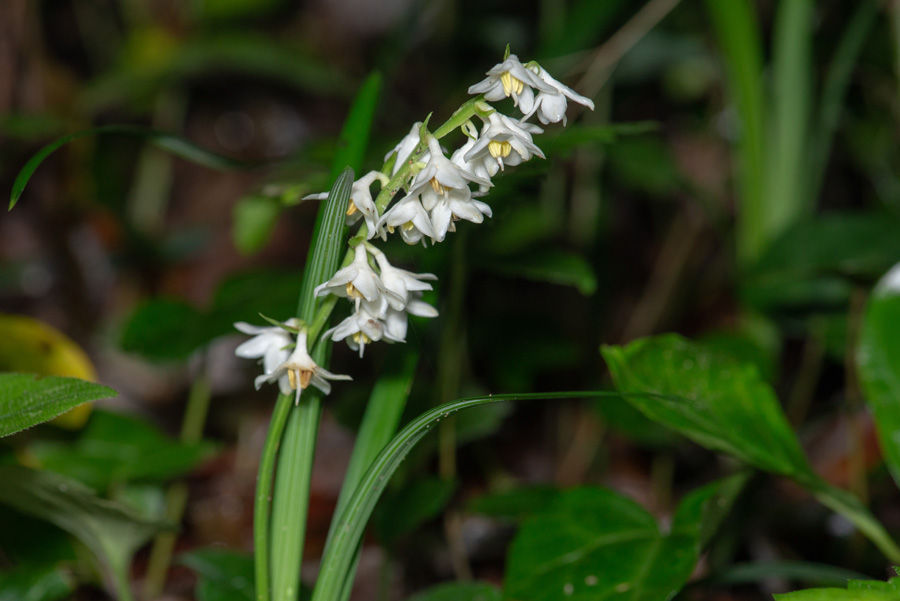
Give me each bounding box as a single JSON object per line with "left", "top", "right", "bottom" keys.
{"left": 235, "top": 49, "right": 593, "bottom": 401}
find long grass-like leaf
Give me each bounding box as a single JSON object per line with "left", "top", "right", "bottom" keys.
{"left": 9, "top": 125, "right": 254, "bottom": 211}
{"left": 808, "top": 1, "right": 877, "bottom": 205}
{"left": 704, "top": 0, "right": 766, "bottom": 262}
{"left": 311, "top": 391, "right": 622, "bottom": 601}
{"left": 765, "top": 0, "right": 813, "bottom": 247}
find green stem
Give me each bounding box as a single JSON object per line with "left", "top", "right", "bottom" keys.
{"left": 143, "top": 374, "right": 212, "bottom": 598}
{"left": 109, "top": 555, "right": 135, "bottom": 601}
{"left": 812, "top": 484, "right": 900, "bottom": 564}
{"left": 254, "top": 394, "right": 293, "bottom": 601}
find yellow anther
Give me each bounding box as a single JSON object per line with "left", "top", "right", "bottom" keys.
{"left": 352, "top": 332, "right": 371, "bottom": 344}
{"left": 488, "top": 140, "right": 512, "bottom": 158}
{"left": 401, "top": 221, "right": 416, "bottom": 232}
{"left": 345, "top": 282, "right": 362, "bottom": 298}
{"left": 386, "top": 225, "right": 395, "bottom": 234}
{"left": 287, "top": 369, "right": 313, "bottom": 390}
{"left": 346, "top": 200, "right": 358, "bottom": 216}
{"left": 430, "top": 177, "right": 445, "bottom": 195}
{"left": 500, "top": 71, "right": 524, "bottom": 96}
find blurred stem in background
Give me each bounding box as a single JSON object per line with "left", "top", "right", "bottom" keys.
{"left": 437, "top": 231, "right": 472, "bottom": 581}
{"left": 143, "top": 369, "right": 212, "bottom": 598}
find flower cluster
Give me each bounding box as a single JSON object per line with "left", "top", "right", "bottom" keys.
{"left": 235, "top": 50, "right": 592, "bottom": 401}
{"left": 315, "top": 243, "right": 437, "bottom": 357}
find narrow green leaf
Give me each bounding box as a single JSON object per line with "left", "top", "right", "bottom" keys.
{"left": 312, "top": 391, "right": 630, "bottom": 601}
{"left": 707, "top": 560, "right": 867, "bottom": 588}
{"left": 602, "top": 334, "right": 812, "bottom": 478}
{"left": 483, "top": 249, "right": 597, "bottom": 295}
{"left": 704, "top": 0, "right": 766, "bottom": 262}
{"left": 0, "top": 374, "right": 116, "bottom": 439}
{"left": 774, "top": 570, "right": 900, "bottom": 601}
{"left": 267, "top": 168, "right": 354, "bottom": 601}
{"left": 765, "top": 0, "right": 813, "bottom": 242}
{"left": 0, "top": 465, "right": 167, "bottom": 596}
{"left": 808, "top": 1, "right": 878, "bottom": 205}
{"left": 329, "top": 72, "right": 382, "bottom": 181}
{"left": 858, "top": 264, "right": 900, "bottom": 489}
{"left": 406, "top": 582, "right": 501, "bottom": 601}
{"left": 10, "top": 125, "right": 253, "bottom": 210}
{"left": 504, "top": 475, "right": 744, "bottom": 601}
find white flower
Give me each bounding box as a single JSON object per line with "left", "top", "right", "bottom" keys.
{"left": 304, "top": 171, "right": 389, "bottom": 235}
{"left": 468, "top": 54, "right": 554, "bottom": 112}
{"left": 234, "top": 319, "right": 299, "bottom": 395}
{"left": 378, "top": 194, "right": 435, "bottom": 245}
{"left": 371, "top": 249, "right": 437, "bottom": 310}
{"left": 452, "top": 138, "right": 498, "bottom": 197}
{"left": 411, "top": 137, "right": 491, "bottom": 213}
{"left": 383, "top": 295, "right": 438, "bottom": 342}
{"left": 523, "top": 64, "right": 594, "bottom": 125}
{"left": 385, "top": 122, "right": 425, "bottom": 175}
{"left": 430, "top": 192, "right": 493, "bottom": 242}
{"left": 314, "top": 244, "right": 384, "bottom": 308}
{"left": 464, "top": 112, "right": 545, "bottom": 171}
{"left": 326, "top": 306, "right": 403, "bottom": 357}
{"left": 257, "top": 329, "right": 351, "bottom": 404}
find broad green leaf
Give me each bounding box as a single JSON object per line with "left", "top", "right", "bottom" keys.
{"left": 406, "top": 582, "right": 501, "bottom": 601}
{"left": 374, "top": 477, "right": 456, "bottom": 546}
{"left": 857, "top": 264, "right": 900, "bottom": 489}
{"left": 233, "top": 196, "right": 282, "bottom": 255}
{"left": 10, "top": 125, "right": 254, "bottom": 210}
{"left": 0, "top": 374, "right": 116, "bottom": 439}
{"left": 602, "top": 334, "right": 813, "bottom": 478}
{"left": 180, "top": 548, "right": 255, "bottom": 601}
{"left": 467, "top": 486, "right": 561, "bottom": 521}
{"left": 774, "top": 570, "right": 900, "bottom": 601}
{"left": 0, "top": 465, "right": 167, "bottom": 595}
{"left": 504, "top": 475, "right": 744, "bottom": 601}
{"left": 120, "top": 270, "right": 300, "bottom": 362}
{"left": 602, "top": 334, "right": 900, "bottom": 562}
{"left": 744, "top": 212, "right": 900, "bottom": 310}
{"left": 28, "top": 410, "right": 216, "bottom": 490}
{"left": 606, "top": 137, "right": 684, "bottom": 197}
{"left": 0, "top": 314, "right": 100, "bottom": 429}
{"left": 0, "top": 564, "right": 73, "bottom": 601}
{"left": 482, "top": 249, "right": 597, "bottom": 295}
{"left": 120, "top": 298, "right": 206, "bottom": 361}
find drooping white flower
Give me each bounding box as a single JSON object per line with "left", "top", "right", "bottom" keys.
{"left": 304, "top": 171, "right": 389, "bottom": 235}
{"left": 314, "top": 244, "right": 383, "bottom": 308}
{"left": 383, "top": 295, "right": 438, "bottom": 342}
{"left": 257, "top": 328, "right": 351, "bottom": 404}
{"left": 410, "top": 137, "right": 491, "bottom": 213}
{"left": 234, "top": 319, "right": 299, "bottom": 396}
{"left": 464, "top": 112, "right": 545, "bottom": 171}
{"left": 523, "top": 64, "right": 595, "bottom": 125}
{"left": 468, "top": 54, "right": 555, "bottom": 112}
{"left": 430, "top": 191, "right": 493, "bottom": 242}
{"left": 326, "top": 306, "right": 403, "bottom": 357}
{"left": 451, "top": 138, "right": 498, "bottom": 197}
{"left": 371, "top": 249, "right": 437, "bottom": 310}
{"left": 385, "top": 122, "right": 425, "bottom": 175}
{"left": 377, "top": 194, "right": 435, "bottom": 245}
